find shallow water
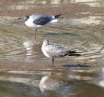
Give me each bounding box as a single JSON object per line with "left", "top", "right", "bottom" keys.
{"left": 0, "top": 67, "right": 104, "bottom": 97}
{"left": 0, "top": 0, "right": 104, "bottom": 96}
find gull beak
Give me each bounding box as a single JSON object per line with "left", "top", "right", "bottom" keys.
{"left": 18, "top": 17, "right": 22, "bottom": 20}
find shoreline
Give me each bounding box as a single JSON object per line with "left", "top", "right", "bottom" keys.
{"left": 0, "top": 59, "right": 102, "bottom": 71}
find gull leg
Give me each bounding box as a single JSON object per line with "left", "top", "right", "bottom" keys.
{"left": 34, "top": 28, "right": 37, "bottom": 39}
{"left": 52, "top": 58, "right": 54, "bottom": 67}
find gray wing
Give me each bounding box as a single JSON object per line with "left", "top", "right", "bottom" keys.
{"left": 31, "top": 14, "right": 53, "bottom": 25}
{"left": 45, "top": 44, "right": 68, "bottom": 57}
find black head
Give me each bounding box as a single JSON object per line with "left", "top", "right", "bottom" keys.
{"left": 18, "top": 15, "right": 29, "bottom": 21}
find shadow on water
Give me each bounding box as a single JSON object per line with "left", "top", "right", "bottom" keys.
{"left": 45, "top": 32, "right": 79, "bottom": 36}
{"left": 63, "top": 64, "right": 90, "bottom": 68}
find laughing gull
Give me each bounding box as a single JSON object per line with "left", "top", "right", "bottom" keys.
{"left": 41, "top": 39, "right": 81, "bottom": 66}
{"left": 18, "top": 14, "right": 62, "bottom": 39}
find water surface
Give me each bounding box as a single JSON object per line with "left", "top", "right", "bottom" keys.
{"left": 0, "top": 0, "right": 104, "bottom": 96}
{"left": 0, "top": 67, "right": 104, "bottom": 97}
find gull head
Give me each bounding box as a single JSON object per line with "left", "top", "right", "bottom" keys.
{"left": 18, "top": 15, "right": 29, "bottom": 21}
{"left": 42, "top": 39, "right": 49, "bottom": 46}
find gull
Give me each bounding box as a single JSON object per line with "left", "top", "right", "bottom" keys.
{"left": 41, "top": 39, "right": 81, "bottom": 66}
{"left": 18, "top": 14, "right": 62, "bottom": 39}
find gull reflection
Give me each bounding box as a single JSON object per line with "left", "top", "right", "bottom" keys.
{"left": 23, "top": 41, "right": 37, "bottom": 62}
{"left": 39, "top": 72, "right": 70, "bottom": 92}
{"left": 23, "top": 41, "right": 35, "bottom": 56}
{"left": 98, "top": 68, "right": 104, "bottom": 88}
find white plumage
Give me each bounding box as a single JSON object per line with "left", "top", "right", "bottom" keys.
{"left": 41, "top": 40, "right": 81, "bottom": 66}
{"left": 18, "top": 14, "right": 62, "bottom": 39}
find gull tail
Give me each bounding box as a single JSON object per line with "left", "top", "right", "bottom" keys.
{"left": 67, "top": 50, "right": 81, "bottom": 56}
{"left": 51, "top": 14, "right": 62, "bottom": 23}
{"left": 54, "top": 14, "right": 62, "bottom": 19}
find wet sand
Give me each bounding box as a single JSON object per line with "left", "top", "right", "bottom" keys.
{"left": 0, "top": 0, "right": 104, "bottom": 17}
{"left": 0, "top": 57, "right": 102, "bottom": 71}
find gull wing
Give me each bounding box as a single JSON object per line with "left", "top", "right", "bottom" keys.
{"left": 32, "top": 14, "right": 53, "bottom": 25}
{"left": 45, "top": 44, "right": 68, "bottom": 57}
